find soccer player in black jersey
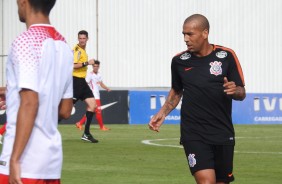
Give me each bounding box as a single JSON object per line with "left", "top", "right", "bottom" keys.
{"left": 149, "top": 14, "right": 246, "bottom": 184}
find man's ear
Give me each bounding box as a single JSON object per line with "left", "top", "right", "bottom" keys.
{"left": 202, "top": 29, "right": 209, "bottom": 40}
{"left": 18, "top": 0, "right": 27, "bottom": 8}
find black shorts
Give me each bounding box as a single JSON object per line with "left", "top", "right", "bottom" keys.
{"left": 182, "top": 140, "right": 235, "bottom": 183}
{"left": 73, "top": 76, "right": 94, "bottom": 103}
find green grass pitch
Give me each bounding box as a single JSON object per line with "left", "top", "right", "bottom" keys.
{"left": 59, "top": 124, "right": 282, "bottom": 184}
{"left": 1, "top": 124, "right": 282, "bottom": 183}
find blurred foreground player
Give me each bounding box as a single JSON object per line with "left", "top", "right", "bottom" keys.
{"left": 0, "top": 0, "right": 73, "bottom": 183}
{"left": 149, "top": 14, "right": 246, "bottom": 184}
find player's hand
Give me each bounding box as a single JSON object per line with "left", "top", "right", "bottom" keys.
{"left": 0, "top": 96, "right": 6, "bottom": 110}
{"left": 9, "top": 160, "right": 23, "bottom": 184}
{"left": 148, "top": 112, "right": 165, "bottom": 132}
{"left": 88, "top": 59, "right": 95, "bottom": 65}
{"left": 0, "top": 87, "right": 6, "bottom": 110}
{"left": 223, "top": 77, "right": 236, "bottom": 95}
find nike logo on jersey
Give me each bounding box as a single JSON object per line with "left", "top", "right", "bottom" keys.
{"left": 184, "top": 67, "right": 193, "bottom": 71}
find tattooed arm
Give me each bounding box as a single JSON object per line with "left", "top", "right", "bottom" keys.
{"left": 148, "top": 88, "right": 183, "bottom": 132}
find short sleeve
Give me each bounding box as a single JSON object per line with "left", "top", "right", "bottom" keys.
{"left": 62, "top": 75, "right": 73, "bottom": 99}
{"left": 85, "top": 71, "right": 91, "bottom": 83}
{"left": 73, "top": 47, "right": 80, "bottom": 64}
{"left": 227, "top": 50, "right": 245, "bottom": 87}
{"left": 12, "top": 36, "right": 40, "bottom": 92}
{"left": 99, "top": 74, "right": 103, "bottom": 82}
{"left": 171, "top": 57, "right": 183, "bottom": 91}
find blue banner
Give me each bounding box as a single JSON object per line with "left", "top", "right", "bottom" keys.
{"left": 129, "top": 91, "right": 282, "bottom": 124}
{"left": 2, "top": 92, "right": 280, "bottom": 125}
{"left": 129, "top": 91, "right": 181, "bottom": 124}
{"left": 233, "top": 93, "right": 282, "bottom": 124}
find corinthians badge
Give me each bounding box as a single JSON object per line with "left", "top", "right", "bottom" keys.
{"left": 180, "top": 52, "right": 191, "bottom": 60}
{"left": 188, "top": 154, "right": 196, "bottom": 167}
{"left": 216, "top": 51, "right": 227, "bottom": 58}
{"left": 209, "top": 61, "right": 222, "bottom": 76}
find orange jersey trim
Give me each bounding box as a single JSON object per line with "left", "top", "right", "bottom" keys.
{"left": 214, "top": 45, "right": 245, "bottom": 86}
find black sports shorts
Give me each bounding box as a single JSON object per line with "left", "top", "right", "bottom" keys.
{"left": 182, "top": 140, "right": 235, "bottom": 183}
{"left": 73, "top": 76, "right": 94, "bottom": 103}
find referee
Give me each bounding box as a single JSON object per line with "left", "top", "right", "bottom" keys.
{"left": 73, "top": 30, "right": 98, "bottom": 143}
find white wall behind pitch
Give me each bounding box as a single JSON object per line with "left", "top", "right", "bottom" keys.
{"left": 0, "top": 0, "right": 98, "bottom": 86}
{"left": 50, "top": 0, "right": 97, "bottom": 59}
{"left": 1, "top": 0, "right": 282, "bottom": 93}
{"left": 98, "top": 0, "right": 282, "bottom": 92}
{"left": 1, "top": 0, "right": 25, "bottom": 86}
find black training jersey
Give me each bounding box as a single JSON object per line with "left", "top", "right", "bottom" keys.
{"left": 171, "top": 45, "right": 245, "bottom": 145}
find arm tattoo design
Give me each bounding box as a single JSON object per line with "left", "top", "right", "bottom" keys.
{"left": 163, "top": 90, "right": 182, "bottom": 116}
{"left": 233, "top": 86, "right": 246, "bottom": 101}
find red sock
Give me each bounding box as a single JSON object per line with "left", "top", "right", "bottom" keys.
{"left": 95, "top": 99, "right": 104, "bottom": 128}
{"left": 96, "top": 110, "right": 104, "bottom": 128}
{"left": 79, "top": 115, "right": 86, "bottom": 125}
{"left": 0, "top": 122, "right": 7, "bottom": 135}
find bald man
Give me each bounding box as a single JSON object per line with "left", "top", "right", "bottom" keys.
{"left": 149, "top": 14, "right": 246, "bottom": 184}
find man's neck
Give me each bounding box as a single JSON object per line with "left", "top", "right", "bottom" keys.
{"left": 194, "top": 43, "right": 213, "bottom": 57}
{"left": 78, "top": 44, "right": 86, "bottom": 50}
{"left": 26, "top": 12, "right": 50, "bottom": 29}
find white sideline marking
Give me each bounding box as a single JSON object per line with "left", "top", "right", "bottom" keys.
{"left": 236, "top": 136, "right": 282, "bottom": 139}
{"left": 234, "top": 151, "right": 282, "bottom": 155}
{"left": 142, "top": 138, "right": 182, "bottom": 148}
{"left": 141, "top": 138, "right": 282, "bottom": 155}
